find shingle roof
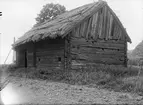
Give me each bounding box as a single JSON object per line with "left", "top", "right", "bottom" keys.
{"left": 13, "top": 1, "right": 131, "bottom": 47}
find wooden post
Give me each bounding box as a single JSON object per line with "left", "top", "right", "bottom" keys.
{"left": 68, "top": 32, "right": 71, "bottom": 70}
{"left": 64, "top": 33, "right": 71, "bottom": 70}
{"left": 135, "top": 58, "right": 143, "bottom": 92}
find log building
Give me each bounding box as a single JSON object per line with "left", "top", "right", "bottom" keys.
{"left": 13, "top": 1, "right": 131, "bottom": 70}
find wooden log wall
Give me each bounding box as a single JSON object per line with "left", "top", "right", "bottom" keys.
{"left": 35, "top": 38, "right": 65, "bottom": 69}
{"left": 17, "top": 50, "right": 25, "bottom": 67}
{"left": 70, "top": 5, "right": 127, "bottom": 68}
{"left": 64, "top": 33, "right": 71, "bottom": 70}
{"left": 15, "top": 42, "right": 34, "bottom": 67}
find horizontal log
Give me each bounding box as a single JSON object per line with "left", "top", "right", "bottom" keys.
{"left": 36, "top": 47, "right": 64, "bottom": 52}
{"left": 72, "top": 44, "right": 124, "bottom": 50}
{"left": 71, "top": 47, "right": 125, "bottom": 54}
{"left": 36, "top": 59, "right": 64, "bottom": 64}
{"left": 71, "top": 38, "right": 125, "bottom": 50}
{"left": 71, "top": 53, "right": 125, "bottom": 61}
{"left": 71, "top": 59, "right": 124, "bottom": 66}
{"left": 37, "top": 62, "right": 63, "bottom": 65}
{"left": 36, "top": 63, "right": 64, "bottom": 68}
{"left": 71, "top": 37, "right": 125, "bottom": 44}
{"left": 36, "top": 51, "right": 64, "bottom": 57}
{"left": 71, "top": 51, "right": 125, "bottom": 59}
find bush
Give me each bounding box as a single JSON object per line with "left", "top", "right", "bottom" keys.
{"left": 128, "top": 58, "right": 140, "bottom": 66}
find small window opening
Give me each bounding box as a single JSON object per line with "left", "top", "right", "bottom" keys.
{"left": 38, "top": 58, "right": 41, "bottom": 62}
{"left": 58, "top": 57, "right": 62, "bottom": 62}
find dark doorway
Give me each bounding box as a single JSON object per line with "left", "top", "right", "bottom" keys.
{"left": 24, "top": 50, "right": 27, "bottom": 68}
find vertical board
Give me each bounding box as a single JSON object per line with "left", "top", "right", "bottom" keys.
{"left": 64, "top": 33, "right": 71, "bottom": 70}
{"left": 105, "top": 10, "right": 110, "bottom": 40}
{"left": 85, "top": 17, "right": 92, "bottom": 39}
{"left": 98, "top": 8, "right": 103, "bottom": 39}
{"left": 91, "top": 12, "right": 98, "bottom": 39}
{"left": 94, "top": 11, "right": 100, "bottom": 40}
{"left": 101, "top": 6, "right": 107, "bottom": 39}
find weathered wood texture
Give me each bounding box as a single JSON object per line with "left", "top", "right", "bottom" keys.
{"left": 70, "top": 37, "right": 125, "bottom": 67}
{"left": 14, "top": 1, "right": 108, "bottom": 46}
{"left": 15, "top": 42, "right": 35, "bottom": 67}
{"left": 35, "top": 38, "right": 65, "bottom": 69}
{"left": 15, "top": 4, "right": 129, "bottom": 69}
{"left": 15, "top": 38, "right": 65, "bottom": 69}
{"left": 70, "top": 6, "right": 127, "bottom": 68}
{"left": 64, "top": 33, "right": 71, "bottom": 70}
{"left": 72, "top": 6, "right": 126, "bottom": 41}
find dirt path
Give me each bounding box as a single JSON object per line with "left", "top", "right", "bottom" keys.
{"left": 0, "top": 76, "right": 143, "bottom": 104}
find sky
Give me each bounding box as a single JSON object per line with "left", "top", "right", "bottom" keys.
{"left": 0, "top": 0, "right": 143, "bottom": 64}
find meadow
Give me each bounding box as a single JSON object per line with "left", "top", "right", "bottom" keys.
{"left": 1, "top": 62, "right": 143, "bottom": 96}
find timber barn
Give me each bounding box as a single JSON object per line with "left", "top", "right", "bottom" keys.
{"left": 13, "top": 1, "right": 131, "bottom": 70}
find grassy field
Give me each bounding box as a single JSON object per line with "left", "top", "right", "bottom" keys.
{"left": 1, "top": 63, "right": 143, "bottom": 96}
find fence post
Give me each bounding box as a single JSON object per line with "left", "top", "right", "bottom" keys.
{"left": 135, "top": 58, "right": 143, "bottom": 92}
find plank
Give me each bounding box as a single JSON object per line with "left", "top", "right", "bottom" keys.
{"left": 71, "top": 36, "right": 125, "bottom": 43}
{"left": 36, "top": 45, "right": 64, "bottom": 51}
{"left": 85, "top": 17, "right": 92, "bottom": 39}
{"left": 105, "top": 9, "right": 110, "bottom": 40}
{"left": 37, "top": 63, "right": 64, "bottom": 68}
{"left": 94, "top": 11, "right": 100, "bottom": 40}
{"left": 101, "top": 6, "right": 107, "bottom": 39}
{"left": 115, "top": 24, "right": 120, "bottom": 39}
{"left": 36, "top": 51, "right": 64, "bottom": 57}
{"left": 118, "top": 28, "right": 122, "bottom": 40}
{"left": 36, "top": 48, "right": 64, "bottom": 52}
{"left": 71, "top": 58, "right": 124, "bottom": 66}
{"left": 71, "top": 52, "right": 125, "bottom": 60}
{"left": 37, "top": 61, "right": 64, "bottom": 66}
{"left": 71, "top": 36, "right": 125, "bottom": 44}
{"left": 98, "top": 8, "right": 103, "bottom": 39}
{"left": 71, "top": 41, "right": 125, "bottom": 50}
{"left": 71, "top": 47, "right": 125, "bottom": 54}
{"left": 96, "top": 39, "right": 125, "bottom": 44}
{"left": 106, "top": 5, "right": 131, "bottom": 42}
{"left": 76, "top": 26, "right": 80, "bottom": 37}
{"left": 36, "top": 57, "right": 64, "bottom": 63}
{"left": 82, "top": 20, "right": 89, "bottom": 38}
{"left": 91, "top": 13, "right": 98, "bottom": 39}
{"left": 108, "top": 14, "right": 113, "bottom": 39}
{"left": 79, "top": 23, "right": 84, "bottom": 37}
{"left": 79, "top": 22, "right": 84, "bottom": 37}
{"left": 113, "top": 21, "right": 120, "bottom": 39}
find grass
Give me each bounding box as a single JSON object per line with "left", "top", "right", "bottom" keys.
{"left": 1, "top": 63, "right": 143, "bottom": 95}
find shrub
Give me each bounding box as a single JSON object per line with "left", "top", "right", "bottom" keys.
{"left": 128, "top": 58, "right": 140, "bottom": 66}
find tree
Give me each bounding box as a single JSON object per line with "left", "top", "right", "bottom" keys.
{"left": 35, "top": 3, "right": 66, "bottom": 24}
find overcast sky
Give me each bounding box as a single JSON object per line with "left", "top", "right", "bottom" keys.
{"left": 0, "top": 0, "right": 143, "bottom": 64}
